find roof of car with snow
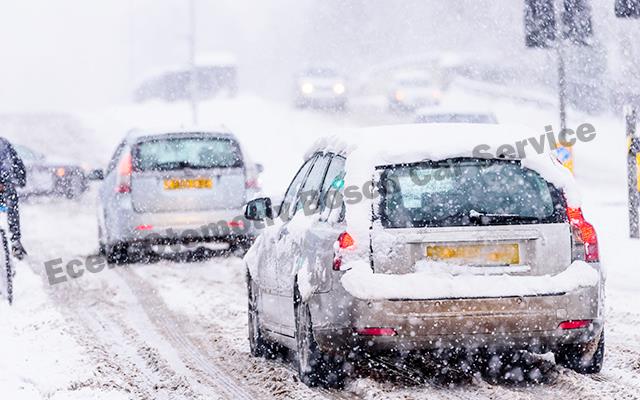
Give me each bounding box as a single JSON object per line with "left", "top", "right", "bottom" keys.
{"left": 308, "top": 123, "right": 581, "bottom": 206}
{"left": 126, "top": 125, "right": 234, "bottom": 141}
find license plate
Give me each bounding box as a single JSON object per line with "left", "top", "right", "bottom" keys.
{"left": 426, "top": 243, "right": 520, "bottom": 265}
{"left": 163, "top": 178, "right": 212, "bottom": 190}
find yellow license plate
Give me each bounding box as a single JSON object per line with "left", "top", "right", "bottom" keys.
{"left": 163, "top": 178, "right": 212, "bottom": 190}
{"left": 426, "top": 243, "right": 520, "bottom": 265}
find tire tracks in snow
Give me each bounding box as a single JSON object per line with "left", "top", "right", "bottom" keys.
{"left": 116, "top": 265, "right": 268, "bottom": 400}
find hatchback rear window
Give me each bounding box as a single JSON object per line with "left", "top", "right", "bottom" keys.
{"left": 378, "top": 158, "right": 566, "bottom": 228}
{"left": 133, "top": 136, "right": 242, "bottom": 172}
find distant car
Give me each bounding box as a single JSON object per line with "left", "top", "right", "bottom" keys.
{"left": 294, "top": 67, "right": 347, "bottom": 110}
{"left": 134, "top": 53, "right": 238, "bottom": 102}
{"left": 96, "top": 127, "right": 258, "bottom": 263}
{"left": 244, "top": 123, "right": 604, "bottom": 388}
{"left": 415, "top": 107, "right": 498, "bottom": 124}
{"left": 14, "top": 145, "right": 88, "bottom": 199}
{"left": 388, "top": 69, "right": 443, "bottom": 112}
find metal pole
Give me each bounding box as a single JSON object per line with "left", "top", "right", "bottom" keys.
{"left": 555, "top": 0, "right": 568, "bottom": 132}
{"left": 188, "top": 0, "right": 199, "bottom": 125}
{"left": 625, "top": 105, "right": 640, "bottom": 239}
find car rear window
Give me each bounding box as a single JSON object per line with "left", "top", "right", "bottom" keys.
{"left": 378, "top": 158, "right": 566, "bottom": 228}
{"left": 133, "top": 136, "right": 242, "bottom": 172}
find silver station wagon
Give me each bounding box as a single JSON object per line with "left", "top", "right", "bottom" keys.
{"left": 97, "top": 127, "right": 258, "bottom": 263}
{"left": 244, "top": 124, "right": 604, "bottom": 388}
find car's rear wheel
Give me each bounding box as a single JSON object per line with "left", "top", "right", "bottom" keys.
{"left": 294, "top": 285, "right": 345, "bottom": 388}
{"left": 247, "top": 272, "right": 276, "bottom": 358}
{"left": 556, "top": 329, "right": 605, "bottom": 374}
{"left": 106, "top": 242, "right": 130, "bottom": 265}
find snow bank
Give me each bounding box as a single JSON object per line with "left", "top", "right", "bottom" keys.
{"left": 0, "top": 262, "right": 90, "bottom": 398}
{"left": 340, "top": 260, "right": 598, "bottom": 300}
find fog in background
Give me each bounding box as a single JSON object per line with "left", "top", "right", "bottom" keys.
{"left": 0, "top": 0, "right": 638, "bottom": 112}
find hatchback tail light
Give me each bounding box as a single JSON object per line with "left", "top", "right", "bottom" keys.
{"left": 245, "top": 177, "right": 260, "bottom": 190}
{"left": 333, "top": 232, "right": 355, "bottom": 271}
{"left": 115, "top": 153, "right": 132, "bottom": 194}
{"left": 567, "top": 207, "right": 599, "bottom": 263}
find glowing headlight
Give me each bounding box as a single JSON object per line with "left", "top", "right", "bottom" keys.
{"left": 301, "top": 82, "right": 314, "bottom": 94}
{"left": 333, "top": 83, "right": 346, "bottom": 95}
{"left": 394, "top": 90, "right": 405, "bottom": 102}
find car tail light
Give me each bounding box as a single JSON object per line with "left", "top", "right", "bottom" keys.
{"left": 567, "top": 207, "right": 599, "bottom": 263}
{"left": 227, "top": 220, "right": 245, "bottom": 229}
{"left": 56, "top": 167, "right": 66, "bottom": 177}
{"left": 245, "top": 178, "right": 260, "bottom": 190}
{"left": 338, "top": 232, "right": 355, "bottom": 249}
{"left": 135, "top": 224, "right": 153, "bottom": 231}
{"left": 354, "top": 327, "right": 397, "bottom": 336}
{"left": 558, "top": 319, "right": 592, "bottom": 330}
{"left": 115, "top": 153, "right": 132, "bottom": 193}
{"left": 333, "top": 232, "right": 355, "bottom": 271}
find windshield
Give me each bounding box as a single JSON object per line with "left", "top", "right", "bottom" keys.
{"left": 379, "top": 158, "right": 565, "bottom": 228}
{"left": 133, "top": 136, "right": 243, "bottom": 172}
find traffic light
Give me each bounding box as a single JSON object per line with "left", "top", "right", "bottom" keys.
{"left": 615, "top": 0, "right": 640, "bottom": 17}
{"left": 562, "top": 0, "right": 593, "bottom": 45}
{"left": 525, "top": 0, "right": 556, "bottom": 48}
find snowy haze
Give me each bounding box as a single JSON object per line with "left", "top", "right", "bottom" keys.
{"left": 0, "top": 0, "right": 554, "bottom": 111}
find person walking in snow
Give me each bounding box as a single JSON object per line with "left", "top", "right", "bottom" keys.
{"left": 0, "top": 137, "right": 27, "bottom": 260}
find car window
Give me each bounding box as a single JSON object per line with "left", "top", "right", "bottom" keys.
{"left": 319, "top": 155, "right": 346, "bottom": 222}
{"left": 295, "top": 154, "right": 331, "bottom": 216}
{"left": 379, "top": 158, "right": 565, "bottom": 228}
{"left": 133, "top": 136, "right": 242, "bottom": 171}
{"left": 280, "top": 155, "right": 317, "bottom": 220}
{"left": 106, "top": 140, "right": 127, "bottom": 175}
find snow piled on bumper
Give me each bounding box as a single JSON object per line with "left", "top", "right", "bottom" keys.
{"left": 340, "top": 260, "right": 599, "bottom": 300}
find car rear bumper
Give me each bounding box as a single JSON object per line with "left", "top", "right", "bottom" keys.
{"left": 106, "top": 205, "right": 256, "bottom": 245}
{"left": 310, "top": 284, "right": 603, "bottom": 355}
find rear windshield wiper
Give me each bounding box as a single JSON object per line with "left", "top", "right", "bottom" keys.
{"left": 469, "top": 210, "right": 542, "bottom": 224}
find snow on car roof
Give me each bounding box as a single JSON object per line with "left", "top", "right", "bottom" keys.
{"left": 307, "top": 123, "right": 581, "bottom": 237}
{"left": 414, "top": 105, "right": 496, "bottom": 117}
{"left": 126, "top": 125, "right": 234, "bottom": 141}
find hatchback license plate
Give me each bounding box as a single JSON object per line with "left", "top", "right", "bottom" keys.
{"left": 426, "top": 243, "right": 520, "bottom": 265}
{"left": 163, "top": 178, "right": 212, "bottom": 190}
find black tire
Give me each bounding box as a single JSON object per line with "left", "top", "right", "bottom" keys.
{"left": 247, "top": 272, "right": 277, "bottom": 358}
{"left": 106, "top": 242, "right": 130, "bottom": 265}
{"left": 0, "top": 229, "right": 14, "bottom": 305}
{"left": 556, "top": 330, "right": 605, "bottom": 374}
{"left": 294, "top": 285, "right": 345, "bottom": 388}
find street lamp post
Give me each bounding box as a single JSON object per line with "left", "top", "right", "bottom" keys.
{"left": 188, "top": 0, "right": 198, "bottom": 125}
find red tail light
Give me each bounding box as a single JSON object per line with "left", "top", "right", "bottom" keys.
{"left": 567, "top": 207, "right": 599, "bottom": 263}
{"left": 245, "top": 178, "right": 260, "bottom": 189}
{"left": 333, "top": 232, "right": 355, "bottom": 271}
{"left": 135, "top": 224, "right": 153, "bottom": 231}
{"left": 558, "top": 319, "right": 592, "bottom": 330}
{"left": 115, "top": 153, "right": 132, "bottom": 193}
{"left": 338, "top": 232, "right": 355, "bottom": 249}
{"left": 354, "top": 327, "right": 397, "bottom": 336}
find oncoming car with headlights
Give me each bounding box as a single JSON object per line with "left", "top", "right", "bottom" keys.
{"left": 294, "top": 67, "right": 347, "bottom": 110}
{"left": 243, "top": 123, "right": 605, "bottom": 388}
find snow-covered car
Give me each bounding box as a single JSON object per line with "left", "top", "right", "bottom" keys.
{"left": 294, "top": 67, "right": 347, "bottom": 110}
{"left": 96, "top": 127, "right": 258, "bottom": 263}
{"left": 14, "top": 144, "right": 88, "bottom": 199}
{"left": 244, "top": 124, "right": 605, "bottom": 387}
{"left": 414, "top": 106, "right": 498, "bottom": 124}
{"left": 134, "top": 53, "right": 238, "bottom": 102}
{"left": 387, "top": 69, "right": 444, "bottom": 112}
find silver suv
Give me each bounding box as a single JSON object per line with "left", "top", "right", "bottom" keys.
{"left": 97, "top": 128, "right": 257, "bottom": 263}
{"left": 244, "top": 124, "right": 604, "bottom": 388}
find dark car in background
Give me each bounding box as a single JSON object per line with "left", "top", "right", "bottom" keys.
{"left": 14, "top": 145, "right": 88, "bottom": 199}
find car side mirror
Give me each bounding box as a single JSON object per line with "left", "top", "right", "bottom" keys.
{"left": 245, "top": 197, "right": 273, "bottom": 221}
{"left": 87, "top": 169, "right": 105, "bottom": 181}
{"left": 255, "top": 163, "right": 264, "bottom": 174}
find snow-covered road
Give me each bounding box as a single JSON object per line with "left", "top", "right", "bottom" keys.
{"left": 1, "top": 91, "right": 639, "bottom": 399}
